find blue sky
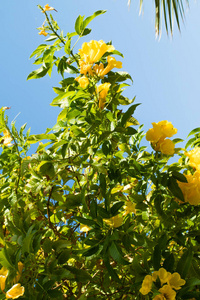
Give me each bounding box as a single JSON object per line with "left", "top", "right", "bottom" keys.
{"left": 1, "top": 0, "right": 200, "bottom": 147}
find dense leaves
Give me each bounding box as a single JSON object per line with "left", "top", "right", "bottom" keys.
{"left": 0, "top": 5, "right": 199, "bottom": 300}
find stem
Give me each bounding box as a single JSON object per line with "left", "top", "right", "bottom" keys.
{"left": 44, "top": 11, "right": 65, "bottom": 45}
{"left": 5, "top": 125, "right": 21, "bottom": 195}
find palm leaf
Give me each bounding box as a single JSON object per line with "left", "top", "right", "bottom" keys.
{"left": 128, "top": 0, "right": 189, "bottom": 36}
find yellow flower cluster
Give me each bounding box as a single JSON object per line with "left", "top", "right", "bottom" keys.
{"left": 146, "top": 121, "right": 177, "bottom": 155}
{"left": 38, "top": 30, "right": 48, "bottom": 37}
{"left": 0, "top": 264, "right": 25, "bottom": 299}
{"left": 42, "top": 4, "right": 56, "bottom": 13}
{"left": 2, "top": 130, "right": 12, "bottom": 146}
{"left": 96, "top": 83, "right": 111, "bottom": 109}
{"left": 177, "top": 147, "right": 200, "bottom": 205}
{"left": 178, "top": 171, "right": 200, "bottom": 205}
{"left": 104, "top": 215, "right": 123, "bottom": 228}
{"left": 75, "top": 40, "right": 122, "bottom": 91}
{"left": 186, "top": 147, "right": 200, "bottom": 171}
{"left": 140, "top": 268, "right": 185, "bottom": 299}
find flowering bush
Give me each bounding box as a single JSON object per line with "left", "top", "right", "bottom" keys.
{"left": 0, "top": 4, "right": 200, "bottom": 299}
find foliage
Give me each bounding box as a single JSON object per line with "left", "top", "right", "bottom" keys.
{"left": 0, "top": 4, "right": 200, "bottom": 299}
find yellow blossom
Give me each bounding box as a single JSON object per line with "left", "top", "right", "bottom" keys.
{"left": 146, "top": 125, "right": 162, "bottom": 143}
{"left": 75, "top": 76, "right": 89, "bottom": 89}
{"left": 154, "top": 285, "right": 176, "bottom": 300}
{"left": 186, "top": 147, "right": 200, "bottom": 171}
{"left": 38, "top": 30, "right": 48, "bottom": 37}
{"left": 159, "top": 139, "right": 175, "bottom": 155}
{"left": 146, "top": 121, "right": 177, "bottom": 143}
{"left": 93, "top": 63, "right": 105, "bottom": 77}
{"left": 178, "top": 171, "right": 200, "bottom": 205}
{"left": 139, "top": 275, "right": 152, "bottom": 295}
{"left": 42, "top": 4, "right": 56, "bottom": 12}
{"left": 79, "top": 40, "right": 115, "bottom": 64}
{"left": 97, "top": 83, "right": 111, "bottom": 109}
{"left": 80, "top": 224, "right": 91, "bottom": 232}
{"left": 98, "top": 56, "right": 122, "bottom": 77}
{"left": 0, "top": 266, "right": 9, "bottom": 291}
{"left": 167, "top": 272, "right": 186, "bottom": 290}
{"left": 123, "top": 201, "right": 136, "bottom": 215}
{"left": 2, "top": 130, "right": 12, "bottom": 146}
{"left": 152, "top": 268, "right": 171, "bottom": 286}
{"left": 146, "top": 121, "right": 177, "bottom": 155}
{"left": 13, "top": 262, "right": 24, "bottom": 284}
{"left": 104, "top": 215, "right": 123, "bottom": 228}
{"left": 6, "top": 283, "right": 25, "bottom": 299}
{"left": 79, "top": 60, "right": 93, "bottom": 76}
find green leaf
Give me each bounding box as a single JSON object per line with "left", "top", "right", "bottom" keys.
{"left": 109, "top": 241, "right": 130, "bottom": 265}
{"left": 168, "top": 176, "right": 184, "bottom": 202}
{"left": 82, "top": 28, "right": 92, "bottom": 36}
{"left": 27, "top": 65, "right": 50, "bottom": 80}
{"left": 110, "top": 201, "right": 124, "bottom": 216}
{"left": 176, "top": 249, "right": 193, "bottom": 279}
{"left": 172, "top": 171, "right": 187, "bottom": 183}
{"left": 102, "top": 141, "right": 111, "bottom": 156}
{"left": 65, "top": 266, "right": 92, "bottom": 282}
{"left": 104, "top": 257, "right": 120, "bottom": 282}
{"left": 75, "top": 15, "right": 84, "bottom": 35}
{"left": 121, "top": 104, "right": 140, "bottom": 127}
{"left": 99, "top": 174, "right": 106, "bottom": 198}
{"left": 29, "top": 44, "right": 48, "bottom": 58}
{"left": 0, "top": 248, "right": 14, "bottom": 269}
{"left": 187, "top": 127, "right": 200, "bottom": 137}
{"left": 82, "top": 246, "right": 100, "bottom": 257}
{"left": 152, "top": 244, "right": 161, "bottom": 270}
{"left": 185, "top": 137, "right": 196, "bottom": 149}
{"left": 76, "top": 217, "right": 97, "bottom": 227}
{"left": 64, "top": 39, "right": 71, "bottom": 55}
{"left": 163, "top": 253, "right": 175, "bottom": 272}
{"left": 52, "top": 240, "right": 71, "bottom": 252}
{"left": 39, "top": 162, "right": 55, "bottom": 178}
{"left": 82, "top": 10, "right": 106, "bottom": 29}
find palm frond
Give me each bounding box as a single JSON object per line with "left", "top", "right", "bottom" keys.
{"left": 128, "top": 0, "right": 189, "bottom": 36}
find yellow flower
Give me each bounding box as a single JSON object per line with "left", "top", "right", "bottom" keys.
{"left": 98, "top": 56, "right": 122, "bottom": 77}
{"left": 75, "top": 76, "right": 89, "bottom": 88}
{"left": 104, "top": 215, "right": 123, "bottom": 228}
{"left": 146, "top": 125, "right": 162, "bottom": 143}
{"left": 153, "top": 295, "right": 165, "bottom": 300}
{"left": 159, "top": 139, "right": 175, "bottom": 155}
{"left": 80, "top": 224, "right": 91, "bottom": 232}
{"left": 79, "top": 60, "right": 93, "bottom": 76}
{"left": 42, "top": 4, "right": 56, "bottom": 12}
{"left": 152, "top": 268, "right": 171, "bottom": 286}
{"left": 79, "top": 40, "right": 115, "bottom": 64}
{"left": 178, "top": 171, "right": 200, "bottom": 205}
{"left": 2, "top": 130, "right": 12, "bottom": 146}
{"left": 123, "top": 201, "right": 136, "bottom": 215}
{"left": 0, "top": 266, "right": 9, "bottom": 291}
{"left": 97, "top": 83, "right": 111, "bottom": 109}
{"left": 38, "top": 30, "right": 48, "bottom": 37}
{"left": 146, "top": 121, "right": 177, "bottom": 155}
{"left": 6, "top": 283, "right": 25, "bottom": 299}
{"left": 154, "top": 285, "right": 176, "bottom": 300}
{"left": 146, "top": 121, "right": 177, "bottom": 143}
{"left": 157, "top": 120, "right": 177, "bottom": 138}
{"left": 139, "top": 275, "right": 152, "bottom": 295}
{"left": 93, "top": 63, "right": 105, "bottom": 77}
{"left": 167, "top": 272, "right": 186, "bottom": 290}
{"left": 186, "top": 147, "right": 200, "bottom": 171}
{"left": 13, "top": 262, "right": 24, "bottom": 284}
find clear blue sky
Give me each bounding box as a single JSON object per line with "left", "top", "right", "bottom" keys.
{"left": 1, "top": 0, "right": 200, "bottom": 145}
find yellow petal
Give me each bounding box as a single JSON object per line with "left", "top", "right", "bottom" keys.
{"left": 6, "top": 283, "right": 25, "bottom": 299}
